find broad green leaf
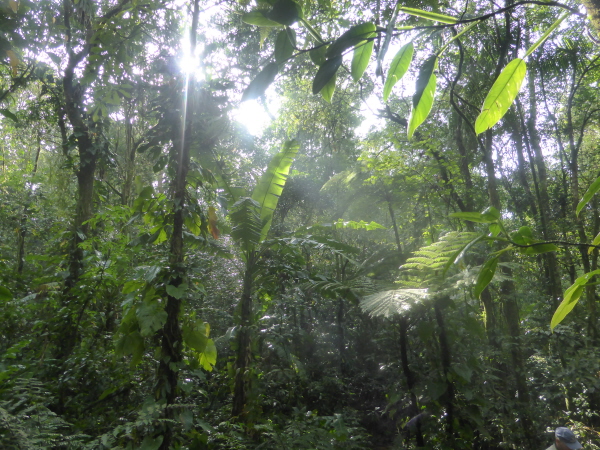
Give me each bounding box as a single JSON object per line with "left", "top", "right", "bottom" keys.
{"left": 351, "top": 39, "right": 374, "bottom": 81}
{"left": 275, "top": 28, "right": 296, "bottom": 64}
{"left": 383, "top": 42, "right": 414, "bottom": 102}
{"left": 310, "top": 43, "right": 328, "bottom": 66}
{"left": 443, "top": 234, "right": 485, "bottom": 276}
{"left": 475, "top": 58, "right": 527, "bottom": 135}
{"left": 576, "top": 175, "right": 600, "bottom": 217}
{"left": 242, "top": 10, "right": 283, "bottom": 27}
{"left": 267, "top": 0, "right": 303, "bottom": 26}
{"left": 474, "top": 256, "right": 499, "bottom": 299}
{"left": 398, "top": 6, "right": 458, "bottom": 24}
{"left": 449, "top": 211, "right": 498, "bottom": 224}
{"left": 199, "top": 338, "right": 217, "bottom": 371}
{"left": 482, "top": 206, "right": 500, "bottom": 221}
{"left": 116, "top": 331, "right": 145, "bottom": 366}
{"left": 312, "top": 55, "right": 342, "bottom": 95}
{"left": 136, "top": 301, "right": 167, "bottom": 337}
{"left": 241, "top": 62, "right": 279, "bottom": 102}
{"left": 183, "top": 325, "right": 209, "bottom": 352}
{"left": 0, "top": 285, "right": 12, "bottom": 301}
{"left": 589, "top": 232, "right": 600, "bottom": 254}
{"left": 139, "top": 435, "right": 163, "bottom": 450}
{"left": 551, "top": 269, "right": 600, "bottom": 330}
{"left": 408, "top": 56, "right": 437, "bottom": 139}
{"left": 326, "top": 22, "right": 376, "bottom": 58}
{"left": 0, "top": 108, "right": 18, "bottom": 123}
{"left": 252, "top": 140, "right": 300, "bottom": 240}
{"left": 524, "top": 12, "right": 568, "bottom": 58}
{"left": 522, "top": 243, "right": 559, "bottom": 255}
{"left": 321, "top": 71, "right": 336, "bottom": 102}
{"left": 166, "top": 283, "right": 187, "bottom": 300}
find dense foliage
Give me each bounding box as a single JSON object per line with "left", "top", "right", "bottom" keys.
{"left": 2, "top": 0, "right": 600, "bottom": 448}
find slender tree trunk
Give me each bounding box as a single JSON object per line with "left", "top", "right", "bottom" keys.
{"left": 16, "top": 130, "right": 42, "bottom": 283}
{"left": 156, "top": 2, "right": 200, "bottom": 447}
{"left": 433, "top": 299, "right": 455, "bottom": 439}
{"left": 399, "top": 316, "right": 424, "bottom": 447}
{"left": 232, "top": 254, "right": 256, "bottom": 420}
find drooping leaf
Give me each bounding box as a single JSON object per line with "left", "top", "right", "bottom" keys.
{"left": 252, "top": 140, "right": 300, "bottom": 240}
{"left": 0, "top": 285, "right": 12, "bottom": 301}
{"left": 183, "top": 324, "right": 209, "bottom": 353}
{"left": 576, "top": 175, "right": 600, "bottom": 217}
{"left": 521, "top": 243, "right": 559, "bottom": 255}
{"left": 275, "top": 28, "right": 296, "bottom": 64}
{"left": 474, "top": 256, "right": 499, "bottom": 299}
{"left": 267, "top": 0, "right": 303, "bottom": 26}
{"left": 589, "top": 232, "right": 600, "bottom": 254}
{"left": 408, "top": 55, "right": 437, "bottom": 139}
{"left": 0, "top": 109, "right": 18, "bottom": 123}
{"left": 320, "top": 71, "right": 336, "bottom": 102}
{"left": 242, "top": 10, "right": 283, "bottom": 27}
{"left": 398, "top": 6, "right": 458, "bottom": 24}
{"left": 383, "top": 42, "right": 414, "bottom": 102}
{"left": 551, "top": 269, "right": 600, "bottom": 330}
{"left": 326, "top": 22, "right": 377, "bottom": 58}
{"left": 351, "top": 38, "right": 374, "bottom": 81}
{"left": 208, "top": 206, "right": 220, "bottom": 239}
{"left": 310, "top": 43, "right": 328, "bottom": 66}
{"left": 450, "top": 210, "right": 499, "bottom": 223}
{"left": 241, "top": 62, "right": 279, "bottom": 102}
{"left": 475, "top": 58, "right": 527, "bottom": 134}
{"left": 312, "top": 55, "right": 342, "bottom": 95}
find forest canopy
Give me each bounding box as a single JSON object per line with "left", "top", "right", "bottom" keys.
{"left": 2, "top": 0, "right": 600, "bottom": 448}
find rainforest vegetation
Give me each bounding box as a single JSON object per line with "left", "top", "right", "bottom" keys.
{"left": 2, "top": 0, "right": 600, "bottom": 448}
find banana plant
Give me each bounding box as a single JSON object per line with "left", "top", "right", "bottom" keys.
{"left": 228, "top": 139, "right": 299, "bottom": 420}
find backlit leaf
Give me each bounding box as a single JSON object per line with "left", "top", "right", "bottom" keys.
{"left": 242, "top": 10, "right": 283, "bottom": 27}
{"left": 474, "top": 256, "right": 498, "bottom": 299}
{"left": 267, "top": 0, "right": 303, "bottom": 26}
{"left": 551, "top": 269, "right": 600, "bottom": 330}
{"left": 383, "top": 42, "right": 414, "bottom": 102}
{"left": 208, "top": 206, "right": 220, "bottom": 239}
{"left": 576, "top": 175, "right": 600, "bottom": 217}
{"left": 351, "top": 38, "right": 374, "bottom": 81}
{"left": 310, "top": 43, "right": 328, "bottom": 66}
{"left": 475, "top": 58, "right": 526, "bottom": 135}
{"left": 242, "top": 62, "right": 279, "bottom": 101}
{"left": 275, "top": 28, "right": 296, "bottom": 64}
{"left": 408, "top": 56, "right": 437, "bottom": 139}
{"left": 326, "top": 22, "right": 376, "bottom": 58}
{"left": 312, "top": 55, "right": 342, "bottom": 95}
{"left": 398, "top": 6, "right": 458, "bottom": 24}
{"left": 0, "top": 109, "right": 18, "bottom": 123}
{"left": 321, "top": 71, "right": 336, "bottom": 102}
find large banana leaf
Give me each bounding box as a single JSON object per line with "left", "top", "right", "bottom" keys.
{"left": 252, "top": 140, "right": 300, "bottom": 241}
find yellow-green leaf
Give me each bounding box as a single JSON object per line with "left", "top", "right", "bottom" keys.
{"left": 576, "top": 175, "right": 600, "bottom": 217}
{"left": 242, "top": 10, "right": 283, "bottom": 27}
{"left": 398, "top": 6, "right": 458, "bottom": 24}
{"left": 408, "top": 56, "right": 437, "bottom": 139}
{"left": 475, "top": 58, "right": 526, "bottom": 135}
{"left": 474, "top": 255, "right": 499, "bottom": 299}
{"left": 351, "top": 38, "right": 374, "bottom": 81}
{"left": 383, "top": 42, "right": 414, "bottom": 102}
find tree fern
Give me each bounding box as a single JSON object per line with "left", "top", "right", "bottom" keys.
{"left": 360, "top": 289, "right": 429, "bottom": 318}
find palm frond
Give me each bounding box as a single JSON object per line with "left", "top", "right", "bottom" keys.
{"left": 230, "top": 197, "right": 262, "bottom": 255}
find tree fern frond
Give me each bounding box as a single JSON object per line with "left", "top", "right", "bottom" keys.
{"left": 360, "top": 289, "right": 429, "bottom": 318}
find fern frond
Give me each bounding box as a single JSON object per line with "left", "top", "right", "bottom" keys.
{"left": 360, "top": 289, "right": 429, "bottom": 318}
